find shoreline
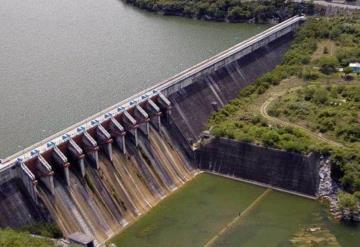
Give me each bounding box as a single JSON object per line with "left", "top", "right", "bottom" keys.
{"left": 123, "top": 0, "right": 314, "bottom": 24}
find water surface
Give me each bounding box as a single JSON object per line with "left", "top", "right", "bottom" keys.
{"left": 110, "top": 173, "right": 360, "bottom": 247}
{"left": 0, "top": 0, "right": 268, "bottom": 157}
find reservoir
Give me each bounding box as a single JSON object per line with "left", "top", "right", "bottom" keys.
{"left": 0, "top": 0, "right": 268, "bottom": 157}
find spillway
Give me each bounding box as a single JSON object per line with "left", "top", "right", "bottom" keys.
{"left": 0, "top": 16, "right": 313, "bottom": 244}
{"left": 36, "top": 126, "right": 195, "bottom": 242}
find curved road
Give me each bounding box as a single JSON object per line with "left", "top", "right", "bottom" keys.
{"left": 260, "top": 90, "right": 345, "bottom": 148}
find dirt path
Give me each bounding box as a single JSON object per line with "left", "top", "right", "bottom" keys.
{"left": 260, "top": 91, "right": 345, "bottom": 148}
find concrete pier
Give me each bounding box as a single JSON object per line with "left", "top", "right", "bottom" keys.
{"left": 81, "top": 133, "right": 99, "bottom": 169}
{"left": 158, "top": 93, "right": 172, "bottom": 114}
{"left": 146, "top": 99, "right": 162, "bottom": 130}
{"left": 68, "top": 140, "right": 86, "bottom": 177}
{"left": 121, "top": 111, "right": 139, "bottom": 146}
{"left": 52, "top": 147, "right": 70, "bottom": 186}
{"left": 109, "top": 118, "right": 127, "bottom": 154}
{"left": 133, "top": 105, "right": 150, "bottom": 136}
{"left": 18, "top": 163, "right": 38, "bottom": 204}
{"left": 96, "top": 125, "right": 113, "bottom": 161}
{"left": 35, "top": 156, "right": 54, "bottom": 195}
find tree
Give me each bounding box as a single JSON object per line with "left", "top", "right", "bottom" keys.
{"left": 343, "top": 66, "right": 353, "bottom": 80}
{"left": 318, "top": 56, "right": 339, "bottom": 75}
{"left": 338, "top": 192, "right": 358, "bottom": 218}
{"left": 313, "top": 88, "right": 329, "bottom": 104}
{"left": 228, "top": 6, "right": 252, "bottom": 21}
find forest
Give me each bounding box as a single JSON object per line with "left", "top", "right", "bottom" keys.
{"left": 124, "top": 0, "right": 315, "bottom": 23}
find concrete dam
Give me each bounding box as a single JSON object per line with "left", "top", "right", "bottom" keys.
{"left": 0, "top": 16, "right": 317, "bottom": 242}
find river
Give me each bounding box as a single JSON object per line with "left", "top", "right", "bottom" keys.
{"left": 0, "top": 0, "right": 268, "bottom": 158}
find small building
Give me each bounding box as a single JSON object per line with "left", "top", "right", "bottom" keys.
{"left": 68, "top": 232, "right": 95, "bottom": 247}
{"left": 349, "top": 63, "right": 360, "bottom": 73}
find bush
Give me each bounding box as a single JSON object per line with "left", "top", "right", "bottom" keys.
{"left": 303, "top": 86, "right": 316, "bottom": 101}
{"left": 313, "top": 88, "right": 329, "bottom": 104}
{"left": 323, "top": 47, "right": 329, "bottom": 54}
{"left": 302, "top": 67, "right": 320, "bottom": 81}
{"left": 338, "top": 192, "right": 358, "bottom": 212}
{"left": 318, "top": 56, "right": 339, "bottom": 75}
{"left": 262, "top": 130, "right": 280, "bottom": 146}
{"left": 343, "top": 66, "right": 353, "bottom": 80}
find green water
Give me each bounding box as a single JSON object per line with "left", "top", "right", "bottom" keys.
{"left": 109, "top": 173, "right": 360, "bottom": 247}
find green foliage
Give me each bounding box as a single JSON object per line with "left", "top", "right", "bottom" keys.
{"left": 302, "top": 67, "right": 320, "bottom": 81}
{"left": 208, "top": 15, "right": 360, "bottom": 193}
{"left": 20, "top": 222, "right": 62, "bottom": 239}
{"left": 338, "top": 192, "right": 358, "bottom": 212}
{"left": 125, "top": 0, "right": 315, "bottom": 23}
{"left": 0, "top": 228, "right": 53, "bottom": 247}
{"left": 344, "top": 66, "right": 353, "bottom": 75}
{"left": 313, "top": 87, "right": 329, "bottom": 104}
{"left": 336, "top": 47, "right": 360, "bottom": 67}
{"left": 272, "top": 84, "right": 360, "bottom": 142}
{"left": 354, "top": 191, "right": 360, "bottom": 199}
{"left": 317, "top": 56, "right": 339, "bottom": 75}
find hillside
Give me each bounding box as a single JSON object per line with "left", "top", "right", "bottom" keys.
{"left": 208, "top": 15, "right": 360, "bottom": 204}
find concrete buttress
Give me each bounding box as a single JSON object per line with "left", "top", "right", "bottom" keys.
{"left": 52, "top": 147, "right": 70, "bottom": 186}
{"left": 109, "top": 118, "right": 127, "bottom": 154}
{"left": 68, "top": 139, "right": 86, "bottom": 177}
{"left": 96, "top": 125, "right": 113, "bottom": 161}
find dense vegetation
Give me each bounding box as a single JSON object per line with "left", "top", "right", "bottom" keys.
{"left": 269, "top": 84, "right": 360, "bottom": 144}
{"left": 0, "top": 228, "right": 53, "bottom": 247}
{"left": 124, "top": 0, "right": 315, "bottom": 23}
{"left": 208, "top": 16, "right": 360, "bottom": 198}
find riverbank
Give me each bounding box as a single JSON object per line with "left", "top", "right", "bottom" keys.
{"left": 123, "top": 0, "right": 315, "bottom": 23}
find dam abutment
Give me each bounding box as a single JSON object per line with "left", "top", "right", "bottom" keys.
{"left": 194, "top": 138, "right": 320, "bottom": 197}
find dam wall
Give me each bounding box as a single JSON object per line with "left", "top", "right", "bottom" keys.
{"left": 0, "top": 16, "right": 311, "bottom": 240}
{"left": 0, "top": 178, "right": 48, "bottom": 228}
{"left": 166, "top": 33, "right": 293, "bottom": 145}
{"left": 0, "top": 15, "right": 305, "bottom": 175}
{"left": 195, "top": 138, "right": 320, "bottom": 196}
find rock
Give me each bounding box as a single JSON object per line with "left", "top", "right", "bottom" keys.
{"left": 353, "top": 214, "right": 360, "bottom": 221}
{"left": 308, "top": 227, "right": 321, "bottom": 232}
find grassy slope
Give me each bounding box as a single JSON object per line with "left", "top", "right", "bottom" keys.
{"left": 208, "top": 15, "right": 360, "bottom": 193}
{"left": 0, "top": 228, "right": 54, "bottom": 247}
